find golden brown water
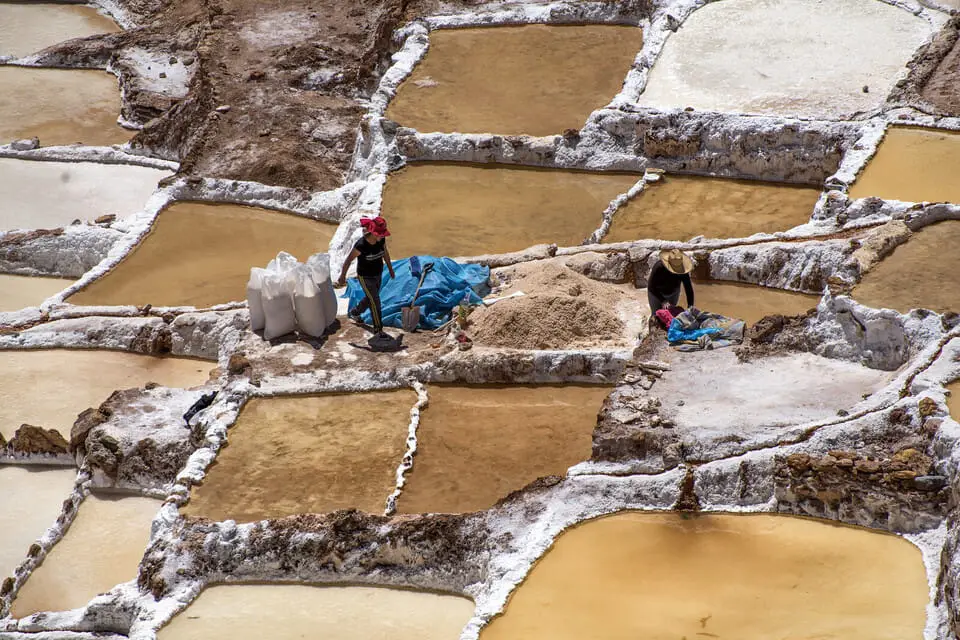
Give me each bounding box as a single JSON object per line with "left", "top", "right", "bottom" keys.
{"left": 0, "top": 274, "right": 73, "bottom": 311}
{"left": 481, "top": 512, "right": 927, "bottom": 640}
{"left": 692, "top": 281, "right": 819, "bottom": 325}
{"left": 0, "top": 466, "right": 76, "bottom": 581}
{"left": 605, "top": 175, "right": 820, "bottom": 243}
{"left": 853, "top": 220, "right": 960, "bottom": 314}
{"left": 157, "top": 584, "right": 475, "bottom": 640}
{"left": 948, "top": 381, "right": 960, "bottom": 422}
{"left": 0, "top": 4, "right": 119, "bottom": 59}
{"left": 0, "top": 158, "right": 169, "bottom": 231}
{"left": 183, "top": 392, "right": 414, "bottom": 522}
{"left": 0, "top": 349, "right": 212, "bottom": 441}
{"left": 382, "top": 163, "right": 640, "bottom": 258}
{"left": 68, "top": 202, "right": 337, "bottom": 308}
{"left": 397, "top": 385, "right": 611, "bottom": 514}
{"left": 0, "top": 67, "right": 129, "bottom": 147}
{"left": 386, "top": 25, "right": 643, "bottom": 136}
{"left": 12, "top": 494, "right": 159, "bottom": 617}
{"left": 850, "top": 127, "right": 960, "bottom": 205}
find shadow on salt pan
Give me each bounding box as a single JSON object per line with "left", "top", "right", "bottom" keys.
{"left": 480, "top": 512, "right": 927, "bottom": 640}
{"left": 0, "top": 67, "right": 130, "bottom": 147}
{"left": 0, "top": 158, "right": 170, "bottom": 231}
{"left": 68, "top": 202, "right": 336, "bottom": 308}
{"left": 636, "top": 0, "right": 930, "bottom": 119}
{"left": 11, "top": 494, "right": 160, "bottom": 617}
{"left": 0, "top": 3, "right": 118, "bottom": 59}
{"left": 853, "top": 220, "right": 960, "bottom": 314}
{"left": 0, "top": 274, "right": 74, "bottom": 312}
{"left": 183, "top": 391, "right": 414, "bottom": 521}
{"left": 157, "top": 584, "right": 475, "bottom": 640}
{"left": 386, "top": 25, "right": 643, "bottom": 137}
{"left": 604, "top": 174, "right": 820, "bottom": 243}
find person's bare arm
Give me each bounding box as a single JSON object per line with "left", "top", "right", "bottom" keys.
{"left": 384, "top": 246, "right": 396, "bottom": 279}
{"left": 336, "top": 249, "right": 360, "bottom": 287}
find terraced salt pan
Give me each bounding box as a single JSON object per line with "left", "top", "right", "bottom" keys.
{"left": 480, "top": 513, "right": 927, "bottom": 640}
{"left": 397, "top": 385, "right": 611, "bottom": 514}
{"left": 0, "top": 3, "right": 118, "bottom": 59}
{"left": 68, "top": 202, "right": 336, "bottom": 308}
{"left": 604, "top": 175, "right": 820, "bottom": 243}
{"left": 382, "top": 163, "right": 640, "bottom": 258}
{"left": 11, "top": 494, "right": 159, "bottom": 617}
{"left": 853, "top": 220, "right": 960, "bottom": 314}
{"left": 0, "top": 466, "right": 76, "bottom": 582}
{"left": 183, "top": 391, "right": 414, "bottom": 522}
{"left": 0, "top": 67, "right": 129, "bottom": 147}
{"left": 0, "top": 158, "right": 169, "bottom": 231}
{"left": 949, "top": 380, "right": 960, "bottom": 421}
{"left": 0, "top": 349, "right": 212, "bottom": 441}
{"left": 386, "top": 25, "right": 643, "bottom": 136}
{"left": 157, "top": 584, "right": 475, "bottom": 640}
{"left": 691, "top": 281, "right": 819, "bottom": 325}
{"left": 637, "top": 0, "right": 931, "bottom": 119}
{"left": 849, "top": 127, "right": 960, "bottom": 205}
{"left": 0, "top": 274, "right": 73, "bottom": 312}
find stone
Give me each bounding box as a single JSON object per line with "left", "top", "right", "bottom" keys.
{"left": 10, "top": 137, "right": 39, "bottom": 151}
{"left": 228, "top": 353, "right": 251, "bottom": 375}
{"left": 918, "top": 397, "right": 938, "bottom": 418}
{"left": 159, "top": 72, "right": 167, "bottom": 79}
{"left": 890, "top": 470, "right": 918, "bottom": 482}
{"left": 786, "top": 453, "right": 811, "bottom": 471}
{"left": 855, "top": 459, "right": 881, "bottom": 474}
{"left": 9, "top": 424, "right": 69, "bottom": 455}
{"left": 216, "top": 105, "right": 232, "bottom": 113}
{"left": 913, "top": 475, "right": 947, "bottom": 491}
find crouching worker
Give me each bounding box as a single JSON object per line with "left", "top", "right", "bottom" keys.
{"left": 335, "top": 216, "right": 395, "bottom": 337}
{"left": 647, "top": 248, "right": 695, "bottom": 317}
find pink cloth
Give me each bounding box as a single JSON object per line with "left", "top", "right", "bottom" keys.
{"left": 654, "top": 305, "right": 685, "bottom": 329}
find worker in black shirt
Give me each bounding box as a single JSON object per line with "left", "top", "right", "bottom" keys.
{"left": 647, "top": 248, "right": 695, "bottom": 315}
{"left": 336, "top": 216, "right": 395, "bottom": 336}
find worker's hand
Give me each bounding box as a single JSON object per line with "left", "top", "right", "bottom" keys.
{"left": 335, "top": 277, "right": 346, "bottom": 288}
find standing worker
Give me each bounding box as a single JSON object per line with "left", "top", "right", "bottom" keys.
{"left": 336, "top": 216, "right": 395, "bottom": 337}
{"left": 647, "top": 248, "right": 695, "bottom": 315}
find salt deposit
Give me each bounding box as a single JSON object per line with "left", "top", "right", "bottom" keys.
{"left": 0, "top": 4, "right": 118, "bottom": 59}
{"left": 0, "top": 274, "right": 72, "bottom": 312}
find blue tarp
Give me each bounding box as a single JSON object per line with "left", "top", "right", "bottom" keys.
{"left": 343, "top": 256, "right": 490, "bottom": 330}
{"left": 667, "top": 318, "right": 722, "bottom": 344}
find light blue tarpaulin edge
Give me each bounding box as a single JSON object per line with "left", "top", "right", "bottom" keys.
{"left": 342, "top": 256, "right": 490, "bottom": 330}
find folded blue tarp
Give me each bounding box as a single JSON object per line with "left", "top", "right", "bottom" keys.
{"left": 343, "top": 256, "right": 490, "bottom": 330}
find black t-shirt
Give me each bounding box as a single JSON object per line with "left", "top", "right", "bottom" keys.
{"left": 354, "top": 237, "right": 386, "bottom": 277}
{"left": 647, "top": 261, "right": 694, "bottom": 306}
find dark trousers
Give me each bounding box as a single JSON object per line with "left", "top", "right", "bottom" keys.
{"left": 648, "top": 288, "right": 680, "bottom": 316}
{"left": 355, "top": 274, "right": 383, "bottom": 332}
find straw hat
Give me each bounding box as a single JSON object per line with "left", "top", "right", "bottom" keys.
{"left": 659, "top": 248, "right": 694, "bottom": 274}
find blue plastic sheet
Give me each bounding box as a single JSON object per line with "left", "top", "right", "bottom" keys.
{"left": 667, "top": 318, "right": 722, "bottom": 344}
{"left": 343, "top": 256, "right": 490, "bottom": 330}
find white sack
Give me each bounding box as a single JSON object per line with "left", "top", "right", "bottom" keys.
{"left": 307, "top": 253, "right": 337, "bottom": 326}
{"left": 261, "top": 271, "right": 296, "bottom": 340}
{"left": 266, "top": 251, "right": 299, "bottom": 275}
{"left": 292, "top": 265, "right": 327, "bottom": 337}
{"left": 247, "top": 267, "right": 267, "bottom": 331}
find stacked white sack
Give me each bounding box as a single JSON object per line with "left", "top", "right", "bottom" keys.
{"left": 260, "top": 252, "right": 299, "bottom": 340}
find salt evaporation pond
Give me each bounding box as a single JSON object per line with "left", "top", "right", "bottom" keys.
{"left": 397, "top": 385, "right": 611, "bottom": 514}
{"left": 0, "top": 3, "right": 118, "bottom": 59}
{"left": 949, "top": 380, "right": 960, "bottom": 421}
{"left": 386, "top": 25, "right": 643, "bottom": 136}
{"left": 637, "top": 0, "right": 930, "bottom": 119}
{"left": 853, "top": 220, "right": 960, "bottom": 314}
{"left": 158, "top": 584, "right": 475, "bottom": 640}
{"left": 604, "top": 175, "right": 820, "bottom": 243}
{"left": 849, "top": 127, "right": 960, "bottom": 205}
{"left": 0, "top": 67, "right": 129, "bottom": 147}
{"left": 0, "top": 349, "right": 212, "bottom": 441}
{"left": 68, "top": 202, "right": 337, "bottom": 308}
{"left": 692, "top": 281, "right": 819, "bottom": 325}
{"left": 184, "top": 392, "right": 414, "bottom": 522}
{"left": 480, "top": 512, "right": 927, "bottom": 640}
{"left": 0, "top": 466, "right": 76, "bottom": 582}
{"left": 11, "top": 494, "right": 159, "bottom": 617}
{"left": 382, "top": 163, "right": 640, "bottom": 258}
{"left": 0, "top": 158, "right": 170, "bottom": 231}
{"left": 0, "top": 274, "right": 73, "bottom": 312}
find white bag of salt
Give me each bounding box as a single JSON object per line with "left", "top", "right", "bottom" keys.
{"left": 307, "top": 253, "right": 337, "bottom": 330}
{"left": 292, "top": 265, "right": 327, "bottom": 337}
{"left": 266, "top": 251, "right": 299, "bottom": 274}
{"left": 247, "top": 267, "right": 267, "bottom": 331}
{"left": 261, "top": 271, "right": 297, "bottom": 340}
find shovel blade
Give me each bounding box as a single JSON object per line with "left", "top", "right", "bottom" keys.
{"left": 401, "top": 305, "right": 421, "bottom": 332}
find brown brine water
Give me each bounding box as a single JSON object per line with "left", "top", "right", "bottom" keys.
{"left": 68, "top": 202, "right": 337, "bottom": 308}
{"left": 397, "top": 385, "right": 611, "bottom": 514}
{"left": 849, "top": 127, "right": 960, "bottom": 205}
{"left": 0, "top": 349, "right": 212, "bottom": 441}
{"left": 605, "top": 175, "right": 820, "bottom": 243}
{"left": 0, "top": 4, "right": 119, "bottom": 59}
{"left": 157, "top": 584, "right": 475, "bottom": 640}
{"left": 386, "top": 25, "right": 643, "bottom": 136}
{"left": 12, "top": 495, "right": 160, "bottom": 617}
{"left": 691, "top": 281, "right": 819, "bottom": 325}
{"left": 0, "top": 67, "right": 130, "bottom": 147}
{"left": 381, "top": 163, "right": 640, "bottom": 258}
{"left": 480, "top": 512, "right": 927, "bottom": 640}
{"left": 853, "top": 220, "right": 960, "bottom": 314}
{"left": 183, "top": 391, "right": 414, "bottom": 521}
{"left": 0, "top": 274, "right": 73, "bottom": 312}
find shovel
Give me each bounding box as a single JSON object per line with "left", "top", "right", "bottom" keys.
{"left": 401, "top": 262, "right": 433, "bottom": 332}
